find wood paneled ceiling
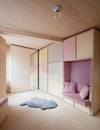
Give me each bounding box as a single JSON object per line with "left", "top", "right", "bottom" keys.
{"left": 0, "top": 0, "right": 100, "bottom": 48}
{"left": 0, "top": 34, "right": 55, "bottom": 49}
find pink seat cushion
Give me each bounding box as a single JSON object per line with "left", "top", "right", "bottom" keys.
{"left": 0, "top": 98, "right": 8, "bottom": 107}
{"left": 64, "top": 82, "right": 77, "bottom": 93}
{"left": 79, "top": 85, "right": 89, "bottom": 99}
{"left": 62, "top": 92, "right": 90, "bottom": 106}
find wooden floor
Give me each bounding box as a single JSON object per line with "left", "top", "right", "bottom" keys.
{"left": 0, "top": 90, "right": 100, "bottom": 130}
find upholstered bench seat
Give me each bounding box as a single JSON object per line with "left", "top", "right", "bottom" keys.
{"left": 62, "top": 92, "right": 90, "bottom": 106}
{"left": 0, "top": 97, "right": 8, "bottom": 125}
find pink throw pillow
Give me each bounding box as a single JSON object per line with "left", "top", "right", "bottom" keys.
{"left": 64, "top": 82, "right": 77, "bottom": 93}
{"left": 79, "top": 85, "right": 89, "bottom": 99}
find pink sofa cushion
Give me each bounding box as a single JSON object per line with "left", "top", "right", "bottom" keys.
{"left": 0, "top": 98, "right": 8, "bottom": 107}
{"left": 64, "top": 82, "right": 77, "bottom": 93}
{"left": 79, "top": 85, "right": 89, "bottom": 99}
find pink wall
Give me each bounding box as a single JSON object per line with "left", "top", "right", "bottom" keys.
{"left": 64, "top": 62, "right": 71, "bottom": 82}
{"left": 71, "top": 60, "right": 91, "bottom": 93}
{"left": 64, "top": 60, "right": 91, "bottom": 93}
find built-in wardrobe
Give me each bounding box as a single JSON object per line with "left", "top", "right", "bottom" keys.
{"left": 39, "top": 42, "right": 63, "bottom": 97}
{"left": 38, "top": 28, "right": 100, "bottom": 116}
{"left": 63, "top": 29, "right": 100, "bottom": 115}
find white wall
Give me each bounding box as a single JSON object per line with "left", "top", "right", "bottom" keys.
{"left": 0, "top": 36, "right": 6, "bottom": 97}
{"left": 10, "top": 45, "right": 34, "bottom": 93}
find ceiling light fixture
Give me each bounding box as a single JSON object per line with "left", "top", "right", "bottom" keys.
{"left": 53, "top": 5, "right": 62, "bottom": 19}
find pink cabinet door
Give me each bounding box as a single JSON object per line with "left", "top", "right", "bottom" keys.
{"left": 64, "top": 36, "right": 75, "bottom": 61}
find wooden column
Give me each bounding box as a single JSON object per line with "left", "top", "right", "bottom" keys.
{"left": 0, "top": 36, "right": 6, "bottom": 97}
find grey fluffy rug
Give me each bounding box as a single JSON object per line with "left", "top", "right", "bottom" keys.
{"left": 20, "top": 97, "right": 57, "bottom": 110}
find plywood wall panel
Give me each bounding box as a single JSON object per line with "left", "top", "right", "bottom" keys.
{"left": 48, "top": 79, "right": 63, "bottom": 97}
{"left": 39, "top": 48, "right": 47, "bottom": 92}
{"left": 75, "top": 103, "right": 90, "bottom": 114}
{"left": 91, "top": 30, "right": 100, "bottom": 115}
{"left": 76, "top": 30, "right": 93, "bottom": 59}
{"left": 48, "top": 63, "right": 63, "bottom": 81}
{"left": 6, "top": 45, "right": 10, "bottom": 92}
{"left": 64, "top": 37, "right": 75, "bottom": 61}
{"left": 39, "top": 64, "right": 47, "bottom": 91}
{"left": 48, "top": 43, "right": 63, "bottom": 63}
{"left": 39, "top": 48, "right": 47, "bottom": 64}
{"left": 30, "top": 52, "right": 38, "bottom": 89}
{"left": 39, "top": 77, "right": 47, "bottom": 92}
{"left": 34, "top": 52, "right": 38, "bottom": 66}
{"left": 10, "top": 45, "right": 33, "bottom": 93}
{"left": 48, "top": 42, "right": 63, "bottom": 97}
{"left": 0, "top": 36, "right": 6, "bottom": 97}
